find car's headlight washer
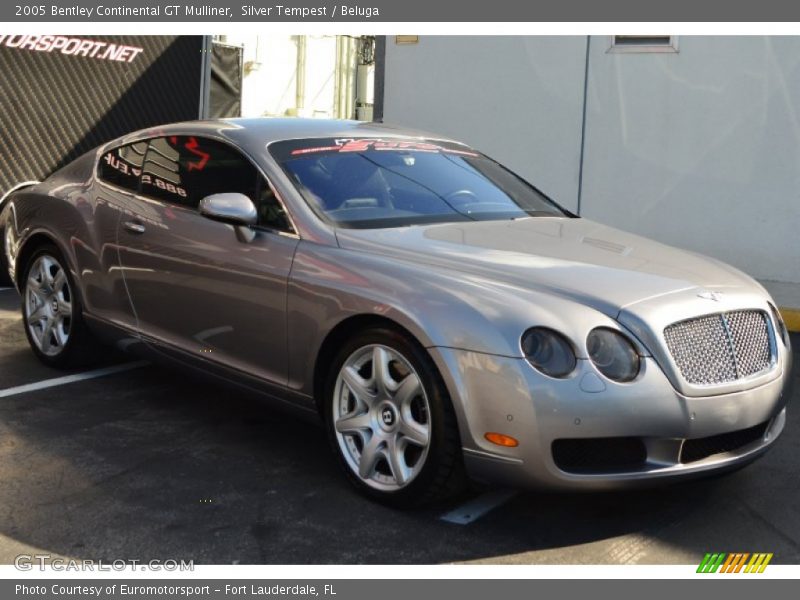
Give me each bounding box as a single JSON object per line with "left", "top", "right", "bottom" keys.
{"left": 586, "top": 327, "right": 640, "bottom": 382}
{"left": 521, "top": 327, "right": 577, "bottom": 378}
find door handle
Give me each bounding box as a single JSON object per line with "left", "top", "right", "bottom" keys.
{"left": 123, "top": 221, "right": 146, "bottom": 234}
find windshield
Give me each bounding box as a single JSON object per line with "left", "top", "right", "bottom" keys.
{"left": 269, "top": 137, "right": 569, "bottom": 228}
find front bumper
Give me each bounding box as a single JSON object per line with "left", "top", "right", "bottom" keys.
{"left": 430, "top": 342, "right": 792, "bottom": 491}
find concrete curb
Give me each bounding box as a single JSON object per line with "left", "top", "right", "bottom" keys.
{"left": 779, "top": 307, "right": 800, "bottom": 333}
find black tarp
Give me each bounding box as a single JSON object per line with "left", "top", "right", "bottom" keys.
{"left": 208, "top": 42, "right": 243, "bottom": 118}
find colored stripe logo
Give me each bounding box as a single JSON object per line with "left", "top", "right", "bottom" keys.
{"left": 697, "top": 552, "right": 773, "bottom": 573}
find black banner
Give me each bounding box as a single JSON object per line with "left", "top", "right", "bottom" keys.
{"left": 209, "top": 41, "right": 243, "bottom": 119}
{"left": 0, "top": 35, "right": 204, "bottom": 194}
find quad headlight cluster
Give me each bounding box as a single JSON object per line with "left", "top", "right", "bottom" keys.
{"left": 521, "top": 326, "right": 640, "bottom": 382}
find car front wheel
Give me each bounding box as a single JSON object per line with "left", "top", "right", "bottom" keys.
{"left": 325, "top": 328, "right": 465, "bottom": 507}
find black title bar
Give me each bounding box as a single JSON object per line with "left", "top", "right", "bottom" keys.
{"left": 5, "top": 0, "right": 800, "bottom": 22}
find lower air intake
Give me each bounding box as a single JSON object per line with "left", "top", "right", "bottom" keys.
{"left": 552, "top": 437, "right": 647, "bottom": 474}
{"left": 680, "top": 421, "right": 769, "bottom": 464}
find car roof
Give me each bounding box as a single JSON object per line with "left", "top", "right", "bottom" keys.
{"left": 115, "top": 117, "right": 466, "bottom": 153}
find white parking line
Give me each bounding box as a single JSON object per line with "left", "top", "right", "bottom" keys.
{"left": 440, "top": 489, "right": 518, "bottom": 525}
{"left": 0, "top": 361, "right": 148, "bottom": 398}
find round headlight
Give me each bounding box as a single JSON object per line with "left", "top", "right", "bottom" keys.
{"left": 586, "top": 328, "right": 640, "bottom": 382}
{"left": 521, "top": 328, "right": 577, "bottom": 378}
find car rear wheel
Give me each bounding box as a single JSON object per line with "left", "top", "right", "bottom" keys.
{"left": 325, "top": 327, "right": 465, "bottom": 507}
{"left": 21, "top": 245, "right": 99, "bottom": 367}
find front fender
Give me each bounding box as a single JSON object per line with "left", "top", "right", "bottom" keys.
{"left": 286, "top": 241, "right": 621, "bottom": 396}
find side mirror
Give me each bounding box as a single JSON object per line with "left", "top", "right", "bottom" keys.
{"left": 199, "top": 193, "right": 257, "bottom": 227}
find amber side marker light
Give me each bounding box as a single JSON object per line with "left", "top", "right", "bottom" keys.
{"left": 485, "top": 432, "right": 519, "bottom": 447}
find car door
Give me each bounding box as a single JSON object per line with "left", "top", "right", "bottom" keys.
{"left": 115, "top": 135, "right": 300, "bottom": 386}
{"left": 86, "top": 141, "right": 149, "bottom": 330}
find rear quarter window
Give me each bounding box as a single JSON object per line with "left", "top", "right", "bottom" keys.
{"left": 97, "top": 142, "right": 148, "bottom": 193}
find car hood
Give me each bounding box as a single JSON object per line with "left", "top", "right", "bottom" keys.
{"left": 335, "top": 217, "right": 761, "bottom": 318}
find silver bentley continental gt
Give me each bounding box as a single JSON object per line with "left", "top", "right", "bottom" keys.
{"left": 0, "top": 119, "right": 793, "bottom": 506}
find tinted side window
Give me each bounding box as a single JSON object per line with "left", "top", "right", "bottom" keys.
{"left": 140, "top": 137, "right": 192, "bottom": 207}
{"left": 97, "top": 142, "right": 147, "bottom": 193}
{"left": 255, "top": 177, "right": 294, "bottom": 233}
{"left": 141, "top": 136, "right": 293, "bottom": 232}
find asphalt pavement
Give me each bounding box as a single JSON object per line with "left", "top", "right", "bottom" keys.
{"left": 0, "top": 286, "right": 798, "bottom": 565}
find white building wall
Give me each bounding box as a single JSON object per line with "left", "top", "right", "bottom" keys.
{"left": 581, "top": 36, "right": 800, "bottom": 292}
{"left": 382, "top": 36, "right": 588, "bottom": 213}
{"left": 229, "top": 35, "right": 298, "bottom": 117}
{"left": 224, "top": 35, "right": 345, "bottom": 118}
{"left": 297, "top": 36, "right": 338, "bottom": 117}
{"left": 382, "top": 35, "right": 800, "bottom": 301}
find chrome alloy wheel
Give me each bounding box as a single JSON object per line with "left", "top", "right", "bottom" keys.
{"left": 24, "top": 255, "right": 73, "bottom": 356}
{"left": 333, "top": 344, "right": 432, "bottom": 491}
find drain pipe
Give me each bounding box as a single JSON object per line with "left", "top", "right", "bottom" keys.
{"left": 333, "top": 36, "right": 341, "bottom": 117}
{"left": 295, "top": 35, "right": 306, "bottom": 115}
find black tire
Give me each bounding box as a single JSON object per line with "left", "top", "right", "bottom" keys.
{"left": 0, "top": 224, "right": 12, "bottom": 287}
{"left": 324, "top": 326, "right": 466, "bottom": 508}
{"left": 20, "top": 243, "right": 101, "bottom": 368}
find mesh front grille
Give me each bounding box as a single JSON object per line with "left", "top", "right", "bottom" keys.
{"left": 664, "top": 310, "right": 772, "bottom": 385}
{"left": 726, "top": 310, "right": 773, "bottom": 378}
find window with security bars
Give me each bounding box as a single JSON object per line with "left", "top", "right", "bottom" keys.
{"left": 608, "top": 35, "right": 679, "bottom": 53}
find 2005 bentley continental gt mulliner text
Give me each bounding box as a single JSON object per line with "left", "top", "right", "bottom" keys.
{"left": 0, "top": 118, "right": 792, "bottom": 506}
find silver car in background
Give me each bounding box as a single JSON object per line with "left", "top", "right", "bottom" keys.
{"left": 0, "top": 118, "right": 793, "bottom": 506}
